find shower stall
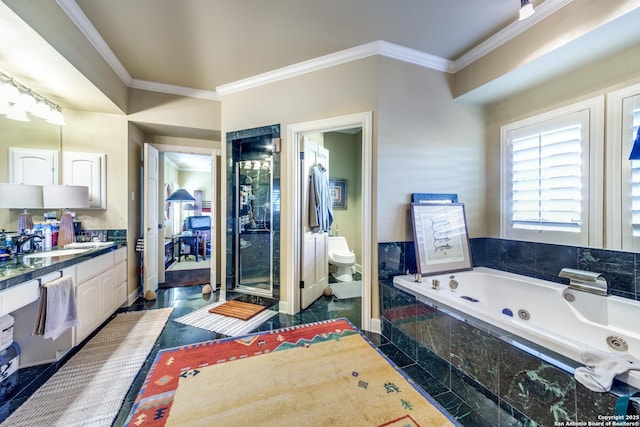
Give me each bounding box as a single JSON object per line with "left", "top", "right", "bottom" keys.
{"left": 226, "top": 125, "right": 280, "bottom": 298}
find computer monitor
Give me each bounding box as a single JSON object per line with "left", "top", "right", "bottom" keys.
{"left": 185, "top": 215, "right": 211, "bottom": 230}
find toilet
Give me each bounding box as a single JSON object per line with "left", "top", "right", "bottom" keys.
{"left": 327, "top": 236, "right": 356, "bottom": 282}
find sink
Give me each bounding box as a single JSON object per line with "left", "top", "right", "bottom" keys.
{"left": 22, "top": 248, "right": 90, "bottom": 259}
{"left": 64, "top": 242, "right": 115, "bottom": 249}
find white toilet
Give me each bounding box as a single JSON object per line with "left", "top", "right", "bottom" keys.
{"left": 328, "top": 236, "right": 356, "bottom": 282}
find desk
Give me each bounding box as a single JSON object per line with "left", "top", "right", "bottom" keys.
{"left": 177, "top": 235, "right": 202, "bottom": 262}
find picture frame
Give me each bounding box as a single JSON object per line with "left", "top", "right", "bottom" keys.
{"left": 330, "top": 179, "right": 347, "bottom": 209}
{"left": 410, "top": 202, "right": 472, "bottom": 276}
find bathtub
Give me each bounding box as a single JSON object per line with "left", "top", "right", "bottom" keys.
{"left": 393, "top": 267, "right": 640, "bottom": 389}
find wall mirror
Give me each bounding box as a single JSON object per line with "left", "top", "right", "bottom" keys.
{"left": 0, "top": 115, "right": 61, "bottom": 232}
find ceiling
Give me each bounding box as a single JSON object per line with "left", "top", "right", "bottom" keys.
{"left": 1, "top": 0, "right": 639, "bottom": 134}
{"left": 69, "top": 0, "right": 533, "bottom": 93}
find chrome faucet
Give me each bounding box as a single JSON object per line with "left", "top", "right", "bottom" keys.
{"left": 16, "top": 234, "right": 43, "bottom": 254}
{"left": 558, "top": 268, "right": 608, "bottom": 296}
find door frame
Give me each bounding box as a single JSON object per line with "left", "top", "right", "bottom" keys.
{"left": 284, "top": 111, "right": 373, "bottom": 331}
{"left": 144, "top": 144, "right": 219, "bottom": 291}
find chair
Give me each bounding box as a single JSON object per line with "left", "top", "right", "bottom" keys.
{"left": 177, "top": 235, "right": 200, "bottom": 262}
{"left": 184, "top": 215, "right": 212, "bottom": 259}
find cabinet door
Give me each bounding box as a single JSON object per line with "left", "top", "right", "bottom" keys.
{"left": 63, "top": 152, "right": 106, "bottom": 209}
{"left": 9, "top": 147, "right": 59, "bottom": 185}
{"left": 98, "top": 270, "right": 115, "bottom": 322}
{"left": 75, "top": 277, "right": 100, "bottom": 343}
{"left": 114, "top": 260, "right": 127, "bottom": 307}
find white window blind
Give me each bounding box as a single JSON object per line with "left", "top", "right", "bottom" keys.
{"left": 501, "top": 96, "right": 603, "bottom": 247}
{"left": 510, "top": 120, "right": 583, "bottom": 233}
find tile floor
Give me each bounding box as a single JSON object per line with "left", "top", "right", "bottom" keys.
{"left": 0, "top": 284, "right": 473, "bottom": 426}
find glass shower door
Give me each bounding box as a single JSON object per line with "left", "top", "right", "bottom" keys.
{"left": 235, "top": 158, "right": 273, "bottom": 296}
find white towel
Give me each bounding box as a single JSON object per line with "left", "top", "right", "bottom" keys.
{"left": 574, "top": 349, "right": 640, "bottom": 392}
{"left": 40, "top": 276, "right": 78, "bottom": 340}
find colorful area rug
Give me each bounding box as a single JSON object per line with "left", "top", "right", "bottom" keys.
{"left": 173, "top": 300, "right": 277, "bottom": 336}
{"left": 1, "top": 308, "right": 173, "bottom": 427}
{"left": 125, "top": 318, "right": 457, "bottom": 426}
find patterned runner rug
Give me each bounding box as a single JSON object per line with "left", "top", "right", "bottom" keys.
{"left": 174, "top": 300, "right": 277, "bottom": 336}
{"left": 125, "top": 318, "right": 458, "bottom": 427}
{"left": 1, "top": 308, "right": 173, "bottom": 427}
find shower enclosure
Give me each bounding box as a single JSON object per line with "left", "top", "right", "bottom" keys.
{"left": 226, "top": 125, "right": 280, "bottom": 298}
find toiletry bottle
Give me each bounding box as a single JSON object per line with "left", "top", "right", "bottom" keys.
{"left": 44, "top": 227, "right": 52, "bottom": 250}
{"left": 4, "top": 237, "right": 14, "bottom": 254}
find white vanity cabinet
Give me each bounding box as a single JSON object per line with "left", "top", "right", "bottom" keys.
{"left": 11, "top": 267, "right": 77, "bottom": 367}
{"left": 114, "top": 247, "right": 127, "bottom": 307}
{"left": 63, "top": 151, "right": 106, "bottom": 209}
{"left": 75, "top": 250, "right": 116, "bottom": 343}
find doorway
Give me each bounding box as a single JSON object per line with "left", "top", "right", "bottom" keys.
{"left": 143, "top": 144, "right": 218, "bottom": 295}
{"left": 285, "top": 112, "right": 373, "bottom": 331}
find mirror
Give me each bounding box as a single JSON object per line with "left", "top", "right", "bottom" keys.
{"left": 0, "top": 115, "right": 61, "bottom": 232}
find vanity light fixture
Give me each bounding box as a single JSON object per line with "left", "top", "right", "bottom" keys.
{"left": 519, "top": 0, "right": 535, "bottom": 21}
{"left": 0, "top": 71, "right": 66, "bottom": 125}
{"left": 629, "top": 127, "right": 640, "bottom": 160}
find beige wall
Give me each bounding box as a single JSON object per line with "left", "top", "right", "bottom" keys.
{"left": 60, "top": 109, "right": 129, "bottom": 230}
{"left": 485, "top": 42, "right": 640, "bottom": 238}
{"left": 127, "top": 123, "right": 144, "bottom": 296}
{"left": 377, "top": 58, "right": 486, "bottom": 242}
{"left": 325, "top": 131, "right": 362, "bottom": 263}
{"left": 221, "top": 56, "right": 379, "bottom": 308}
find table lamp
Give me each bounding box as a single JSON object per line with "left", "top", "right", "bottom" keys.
{"left": 0, "top": 183, "right": 44, "bottom": 233}
{"left": 43, "top": 185, "right": 89, "bottom": 247}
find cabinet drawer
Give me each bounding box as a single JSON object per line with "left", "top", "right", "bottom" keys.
{"left": 0, "top": 280, "right": 39, "bottom": 316}
{"left": 76, "top": 252, "right": 115, "bottom": 283}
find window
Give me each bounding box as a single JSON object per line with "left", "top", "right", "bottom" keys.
{"left": 501, "top": 97, "right": 604, "bottom": 246}
{"left": 608, "top": 83, "right": 640, "bottom": 251}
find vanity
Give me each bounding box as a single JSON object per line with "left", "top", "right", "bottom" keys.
{"left": 0, "top": 244, "right": 127, "bottom": 367}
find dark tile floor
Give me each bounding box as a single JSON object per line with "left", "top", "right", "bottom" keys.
{"left": 0, "top": 284, "right": 471, "bottom": 426}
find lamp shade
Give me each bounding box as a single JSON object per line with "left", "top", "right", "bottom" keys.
{"left": 166, "top": 188, "right": 195, "bottom": 202}
{"left": 42, "top": 185, "right": 90, "bottom": 209}
{"left": 0, "top": 183, "right": 43, "bottom": 209}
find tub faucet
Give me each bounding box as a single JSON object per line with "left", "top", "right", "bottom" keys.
{"left": 558, "top": 268, "right": 608, "bottom": 296}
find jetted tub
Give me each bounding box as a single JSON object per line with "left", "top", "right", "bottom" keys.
{"left": 393, "top": 267, "right": 640, "bottom": 389}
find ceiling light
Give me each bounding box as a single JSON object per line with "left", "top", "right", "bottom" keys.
{"left": 6, "top": 104, "right": 30, "bottom": 122}
{"left": 0, "top": 71, "right": 66, "bottom": 125}
{"left": 519, "top": 0, "right": 535, "bottom": 21}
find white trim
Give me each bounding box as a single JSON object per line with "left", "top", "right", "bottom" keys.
{"left": 130, "top": 79, "right": 219, "bottom": 101}
{"left": 58, "top": 0, "right": 571, "bottom": 99}
{"left": 500, "top": 95, "right": 604, "bottom": 247}
{"left": 452, "top": 0, "right": 574, "bottom": 72}
{"left": 217, "top": 41, "right": 451, "bottom": 96}
{"left": 55, "top": 0, "right": 132, "bottom": 85}
{"left": 606, "top": 82, "right": 640, "bottom": 251}
{"left": 286, "top": 112, "right": 374, "bottom": 331}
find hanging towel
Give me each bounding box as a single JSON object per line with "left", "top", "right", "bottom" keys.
{"left": 309, "top": 164, "right": 333, "bottom": 232}
{"left": 33, "top": 276, "right": 78, "bottom": 340}
{"left": 574, "top": 349, "right": 640, "bottom": 392}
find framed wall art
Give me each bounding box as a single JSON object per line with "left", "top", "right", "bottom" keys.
{"left": 410, "top": 202, "right": 472, "bottom": 276}
{"left": 330, "top": 179, "right": 347, "bottom": 209}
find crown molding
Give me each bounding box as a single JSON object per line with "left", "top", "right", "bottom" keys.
{"left": 58, "top": 0, "right": 571, "bottom": 98}
{"left": 130, "top": 79, "right": 220, "bottom": 101}
{"left": 452, "top": 0, "right": 574, "bottom": 72}
{"left": 56, "top": 0, "right": 132, "bottom": 85}
{"left": 217, "top": 40, "right": 453, "bottom": 96}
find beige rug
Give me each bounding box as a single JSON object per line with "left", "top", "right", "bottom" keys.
{"left": 125, "top": 319, "right": 457, "bottom": 426}
{"left": 1, "top": 308, "right": 173, "bottom": 427}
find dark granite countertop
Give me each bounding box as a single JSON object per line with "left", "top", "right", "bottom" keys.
{"left": 0, "top": 243, "right": 126, "bottom": 291}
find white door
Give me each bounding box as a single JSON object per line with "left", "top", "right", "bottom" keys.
{"left": 143, "top": 144, "right": 159, "bottom": 295}
{"left": 300, "top": 137, "right": 330, "bottom": 309}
